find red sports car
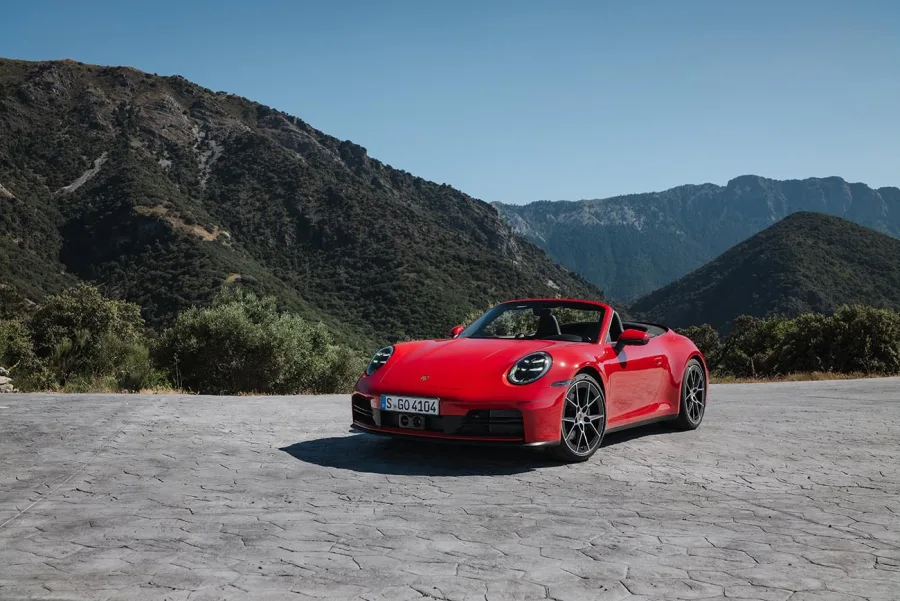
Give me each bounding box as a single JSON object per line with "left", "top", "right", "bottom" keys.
{"left": 351, "top": 299, "right": 708, "bottom": 462}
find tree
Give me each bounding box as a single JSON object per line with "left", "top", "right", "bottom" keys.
{"left": 156, "top": 288, "right": 364, "bottom": 394}
{"left": 676, "top": 324, "right": 721, "bottom": 368}
{"left": 28, "top": 284, "right": 158, "bottom": 390}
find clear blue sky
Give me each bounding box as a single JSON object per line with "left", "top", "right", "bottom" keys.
{"left": 3, "top": 0, "right": 898, "bottom": 203}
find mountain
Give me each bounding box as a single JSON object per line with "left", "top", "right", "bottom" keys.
{"left": 628, "top": 212, "right": 900, "bottom": 332}
{"left": 495, "top": 176, "right": 900, "bottom": 301}
{"left": 0, "top": 58, "right": 601, "bottom": 347}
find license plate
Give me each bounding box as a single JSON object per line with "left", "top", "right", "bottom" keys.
{"left": 380, "top": 394, "right": 440, "bottom": 415}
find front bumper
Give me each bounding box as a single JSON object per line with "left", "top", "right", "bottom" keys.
{"left": 350, "top": 388, "right": 565, "bottom": 445}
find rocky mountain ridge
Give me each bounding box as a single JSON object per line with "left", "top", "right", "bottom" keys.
{"left": 495, "top": 175, "right": 900, "bottom": 300}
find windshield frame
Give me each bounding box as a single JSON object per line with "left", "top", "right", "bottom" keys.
{"left": 458, "top": 300, "right": 608, "bottom": 344}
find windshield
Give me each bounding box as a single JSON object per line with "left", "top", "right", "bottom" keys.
{"left": 459, "top": 301, "right": 606, "bottom": 343}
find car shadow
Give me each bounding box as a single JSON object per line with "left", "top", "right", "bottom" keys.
{"left": 280, "top": 433, "right": 558, "bottom": 476}
{"left": 600, "top": 422, "right": 675, "bottom": 447}
{"left": 280, "top": 422, "right": 676, "bottom": 476}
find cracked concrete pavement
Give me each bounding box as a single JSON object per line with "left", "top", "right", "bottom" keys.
{"left": 1, "top": 378, "right": 898, "bottom": 600}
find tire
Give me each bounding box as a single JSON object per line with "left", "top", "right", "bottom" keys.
{"left": 549, "top": 373, "right": 607, "bottom": 463}
{"left": 673, "top": 358, "right": 706, "bottom": 431}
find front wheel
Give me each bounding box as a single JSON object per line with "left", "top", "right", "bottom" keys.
{"left": 673, "top": 358, "right": 706, "bottom": 430}
{"left": 549, "top": 373, "right": 607, "bottom": 463}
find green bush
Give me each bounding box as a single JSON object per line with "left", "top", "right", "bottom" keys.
{"left": 30, "top": 284, "right": 144, "bottom": 352}
{"left": 771, "top": 313, "right": 834, "bottom": 374}
{"left": 26, "top": 284, "right": 162, "bottom": 390}
{"left": 715, "top": 315, "right": 786, "bottom": 377}
{"left": 0, "top": 284, "right": 34, "bottom": 320}
{"left": 676, "top": 324, "right": 721, "bottom": 367}
{"left": 695, "top": 304, "right": 900, "bottom": 378}
{"left": 156, "top": 288, "right": 364, "bottom": 394}
{"left": 47, "top": 331, "right": 166, "bottom": 392}
{"left": 0, "top": 318, "right": 49, "bottom": 390}
{"left": 827, "top": 305, "right": 900, "bottom": 374}
{"left": 0, "top": 318, "right": 34, "bottom": 367}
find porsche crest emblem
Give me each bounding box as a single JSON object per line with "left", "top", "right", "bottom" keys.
{"left": 420, "top": 375, "right": 430, "bottom": 381}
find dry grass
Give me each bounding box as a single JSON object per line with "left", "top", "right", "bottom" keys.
{"left": 711, "top": 371, "right": 879, "bottom": 385}
{"left": 137, "top": 387, "right": 196, "bottom": 395}
{"left": 134, "top": 205, "right": 225, "bottom": 242}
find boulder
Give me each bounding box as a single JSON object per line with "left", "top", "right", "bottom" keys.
{"left": 0, "top": 368, "right": 16, "bottom": 392}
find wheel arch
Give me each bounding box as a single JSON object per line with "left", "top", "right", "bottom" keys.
{"left": 687, "top": 351, "right": 709, "bottom": 381}
{"left": 688, "top": 351, "right": 707, "bottom": 370}
{"left": 672, "top": 351, "right": 709, "bottom": 430}
{"left": 672, "top": 351, "right": 708, "bottom": 390}
{"left": 574, "top": 365, "right": 605, "bottom": 395}
{"left": 667, "top": 348, "right": 708, "bottom": 416}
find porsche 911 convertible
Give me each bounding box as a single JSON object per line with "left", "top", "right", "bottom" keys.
{"left": 350, "top": 298, "right": 708, "bottom": 462}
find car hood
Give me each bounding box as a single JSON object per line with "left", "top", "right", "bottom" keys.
{"left": 376, "top": 337, "right": 570, "bottom": 391}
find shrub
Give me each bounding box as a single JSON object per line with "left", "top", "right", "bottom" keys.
{"left": 827, "top": 305, "right": 900, "bottom": 374}
{"left": 30, "top": 283, "right": 145, "bottom": 356}
{"left": 715, "top": 315, "right": 788, "bottom": 377}
{"left": 27, "top": 284, "right": 162, "bottom": 390}
{"left": 156, "top": 288, "right": 364, "bottom": 394}
{"left": 0, "top": 318, "right": 50, "bottom": 390}
{"left": 0, "top": 318, "right": 34, "bottom": 368}
{"left": 770, "top": 312, "right": 833, "bottom": 374}
{"left": 703, "top": 305, "right": 900, "bottom": 378}
{"left": 676, "top": 324, "right": 721, "bottom": 367}
{"left": 0, "top": 284, "right": 34, "bottom": 320}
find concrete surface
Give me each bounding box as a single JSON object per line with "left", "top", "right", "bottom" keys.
{"left": 0, "top": 378, "right": 899, "bottom": 601}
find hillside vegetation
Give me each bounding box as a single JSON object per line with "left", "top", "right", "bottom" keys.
{"left": 2, "top": 284, "right": 897, "bottom": 394}
{"left": 630, "top": 212, "right": 900, "bottom": 332}
{"left": 0, "top": 284, "right": 363, "bottom": 394}
{"left": 496, "top": 176, "right": 900, "bottom": 300}
{"left": 0, "top": 57, "right": 600, "bottom": 350}
{"left": 679, "top": 305, "right": 900, "bottom": 379}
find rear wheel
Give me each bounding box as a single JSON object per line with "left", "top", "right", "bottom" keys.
{"left": 673, "top": 358, "right": 706, "bottom": 430}
{"left": 550, "top": 374, "right": 606, "bottom": 463}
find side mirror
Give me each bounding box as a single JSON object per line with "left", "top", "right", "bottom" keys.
{"left": 618, "top": 328, "right": 650, "bottom": 346}
{"left": 449, "top": 325, "right": 465, "bottom": 338}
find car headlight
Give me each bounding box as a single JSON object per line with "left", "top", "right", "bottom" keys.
{"left": 508, "top": 352, "right": 552, "bottom": 385}
{"left": 365, "top": 346, "right": 394, "bottom": 376}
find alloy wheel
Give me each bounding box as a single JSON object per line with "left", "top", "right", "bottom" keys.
{"left": 561, "top": 378, "right": 606, "bottom": 456}
{"left": 684, "top": 362, "right": 706, "bottom": 424}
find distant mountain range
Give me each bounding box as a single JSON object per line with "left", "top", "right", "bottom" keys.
{"left": 495, "top": 176, "right": 900, "bottom": 301}
{"left": 0, "top": 58, "right": 601, "bottom": 347}
{"left": 629, "top": 212, "right": 900, "bottom": 332}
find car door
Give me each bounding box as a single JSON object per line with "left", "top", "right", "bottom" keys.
{"left": 601, "top": 322, "right": 667, "bottom": 428}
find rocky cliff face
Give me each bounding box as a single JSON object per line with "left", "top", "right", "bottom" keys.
{"left": 0, "top": 58, "right": 601, "bottom": 345}
{"left": 496, "top": 175, "right": 900, "bottom": 300}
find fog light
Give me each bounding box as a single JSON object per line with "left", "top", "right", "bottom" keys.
{"left": 412, "top": 416, "right": 423, "bottom": 428}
